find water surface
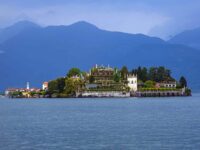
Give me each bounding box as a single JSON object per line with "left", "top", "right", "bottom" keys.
{"left": 0, "top": 94, "right": 200, "bottom": 150}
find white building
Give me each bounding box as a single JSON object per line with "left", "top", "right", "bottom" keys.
{"left": 42, "top": 82, "right": 48, "bottom": 90}
{"left": 127, "top": 75, "right": 137, "bottom": 92}
{"left": 27, "top": 82, "right": 30, "bottom": 90}
{"left": 161, "top": 82, "right": 177, "bottom": 88}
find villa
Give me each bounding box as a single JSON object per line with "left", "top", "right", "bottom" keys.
{"left": 81, "top": 65, "right": 137, "bottom": 97}
{"left": 156, "top": 81, "right": 177, "bottom": 88}
{"left": 89, "top": 64, "right": 115, "bottom": 86}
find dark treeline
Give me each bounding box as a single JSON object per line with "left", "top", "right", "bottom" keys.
{"left": 131, "top": 66, "right": 174, "bottom": 82}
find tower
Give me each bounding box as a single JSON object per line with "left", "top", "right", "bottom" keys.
{"left": 26, "top": 82, "right": 30, "bottom": 90}
{"left": 127, "top": 74, "right": 137, "bottom": 92}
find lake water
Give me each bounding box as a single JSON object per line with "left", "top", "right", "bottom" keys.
{"left": 0, "top": 94, "right": 200, "bottom": 150}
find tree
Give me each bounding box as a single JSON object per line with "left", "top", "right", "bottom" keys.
{"left": 165, "top": 69, "right": 172, "bottom": 80}
{"left": 131, "top": 67, "right": 147, "bottom": 82}
{"left": 48, "top": 80, "right": 59, "bottom": 94}
{"left": 157, "top": 66, "right": 165, "bottom": 81}
{"left": 144, "top": 80, "right": 156, "bottom": 88}
{"left": 89, "top": 75, "right": 95, "bottom": 83}
{"left": 12, "top": 91, "right": 22, "bottom": 97}
{"left": 185, "top": 88, "right": 191, "bottom": 96}
{"left": 113, "top": 73, "right": 120, "bottom": 82}
{"left": 149, "top": 67, "right": 157, "bottom": 81}
{"left": 30, "top": 91, "right": 37, "bottom": 97}
{"left": 179, "top": 76, "right": 187, "bottom": 88}
{"left": 131, "top": 69, "right": 137, "bottom": 75}
{"left": 157, "top": 66, "right": 173, "bottom": 82}
{"left": 137, "top": 66, "right": 142, "bottom": 80}
{"left": 64, "top": 78, "right": 76, "bottom": 96}
{"left": 121, "top": 66, "right": 128, "bottom": 80}
{"left": 141, "top": 67, "right": 148, "bottom": 82}
{"left": 67, "top": 68, "right": 81, "bottom": 77}
{"left": 64, "top": 78, "right": 84, "bottom": 96}
{"left": 48, "top": 77, "right": 66, "bottom": 94}
{"left": 56, "top": 77, "right": 65, "bottom": 93}
{"left": 81, "top": 71, "right": 87, "bottom": 79}
{"left": 148, "top": 66, "right": 173, "bottom": 82}
{"left": 40, "top": 90, "right": 47, "bottom": 96}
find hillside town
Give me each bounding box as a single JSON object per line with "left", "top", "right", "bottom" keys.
{"left": 5, "top": 65, "right": 191, "bottom": 98}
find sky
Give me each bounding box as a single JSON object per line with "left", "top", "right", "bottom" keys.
{"left": 0, "top": 0, "right": 200, "bottom": 39}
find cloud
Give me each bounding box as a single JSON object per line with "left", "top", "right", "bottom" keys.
{"left": 148, "top": 0, "right": 200, "bottom": 39}
{"left": 0, "top": 0, "right": 200, "bottom": 39}
{"left": 24, "top": 4, "right": 168, "bottom": 35}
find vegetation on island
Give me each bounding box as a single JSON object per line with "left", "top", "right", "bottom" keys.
{"left": 47, "top": 68, "right": 85, "bottom": 97}
{"left": 132, "top": 66, "right": 173, "bottom": 83}
{"left": 6, "top": 65, "right": 191, "bottom": 98}
{"left": 45, "top": 66, "right": 191, "bottom": 98}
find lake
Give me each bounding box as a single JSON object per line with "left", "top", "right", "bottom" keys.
{"left": 0, "top": 94, "right": 200, "bottom": 150}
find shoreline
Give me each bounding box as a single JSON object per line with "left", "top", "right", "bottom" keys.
{"left": 5, "top": 92, "right": 191, "bottom": 99}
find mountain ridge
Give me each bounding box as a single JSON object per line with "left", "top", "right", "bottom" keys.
{"left": 0, "top": 20, "right": 200, "bottom": 91}
{"left": 169, "top": 27, "right": 200, "bottom": 50}
{"left": 0, "top": 20, "right": 40, "bottom": 44}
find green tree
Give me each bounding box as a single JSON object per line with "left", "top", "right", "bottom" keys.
{"left": 48, "top": 78, "right": 65, "bottom": 94}
{"left": 121, "top": 66, "right": 128, "bottom": 80}
{"left": 40, "top": 90, "right": 47, "bottom": 96}
{"left": 131, "top": 67, "right": 147, "bottom": 82}
{"left": 179, "top": 76, "right": 187, "bottom": 88}
{"left": 157, "top": 66, "right": 173, "bottom": 82}
{"left": 113, "top": 73, "right": 120, "bottom": 82}
{"left": 185, "top": 88, "right": 191, "bottom": 96}
{"left": 165, "top": 69, "right": 172, "bottom": 81}
{"left": 12, "top": 91, "right": 22, "bottom": 97}
{"left": 65, "top": 78, "right": 84, "bottom": 96}
{"left": 56, "top": 77, "right": 65, "bottom": 93}
{"left": 141, "top": 67, "right": 148, "bottom": 82}
{"left": 48, "top": 80, "right": 59, "bottom": 94}
{"left": 65, "top": 78, "right": 76, "bottom": 96}
{"left": 157, "top": 66, "right": 165, "bottom": 81}
{"left": 137, "top": 66, "right": 142, "bottom": 80}
{"left": 81, "top": 71, "right": 87, "bottom": 79}
{"left": 144, "top": 80, "right": 156, "bottom": 88}
{"left": 67, "top": 68, "right": 81, "bottom": 77}
{"left": 149, "top": 67, "right": 157, "bottom": 81}
{"left": 131, "top": 69, "right": 137, "bottom": 75}
{"left": 89, "top": 75, "right": 95, "bottom": 83}
{"left": 30, "top": 91, "right": 37, "bottom": 97}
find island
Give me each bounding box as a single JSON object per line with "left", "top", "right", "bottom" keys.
{"left": 5, "top": 65, "right": 191, "bottom": 98}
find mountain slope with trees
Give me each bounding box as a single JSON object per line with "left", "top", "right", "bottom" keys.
{"left": 0, "top": 21, "right": 200, "bottom": 91}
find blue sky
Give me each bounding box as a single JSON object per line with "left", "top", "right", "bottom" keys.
{"left": 0, "top": 0, "right": 200, "bottom": 39}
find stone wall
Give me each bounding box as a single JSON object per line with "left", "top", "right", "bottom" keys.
{"left": 81, "top": 91, "right": 130, "bottom": 97}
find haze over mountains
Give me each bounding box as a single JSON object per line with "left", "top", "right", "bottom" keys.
{"left": 0, "top": 21, "right": 200, "bottom": 91}
{"left": 0, "top": 21, "right": 40, "bottom": 44}
{"left": 169, "top": 27, "right": 200, "bottom": 50}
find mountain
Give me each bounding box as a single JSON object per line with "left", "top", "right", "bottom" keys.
{"left": 0, "top": 21, "right": 200, "bottom": 91}
{"left": 169, "top": 27, "right": 200, "bottom": 50}
{"left": 0, "top": 20, "right": 40, "bottom": 44}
